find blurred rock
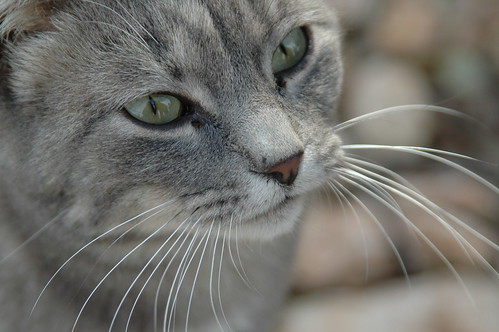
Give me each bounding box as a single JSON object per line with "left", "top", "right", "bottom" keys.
{"left": 279, "top": 272, "right": 499, "bottom": 332}
{"left": 371, "top": 0, "right": 440, "bottom": 59}
{"left": 435, "top": 49, "right": 491, "bottom": 100}
{"left": 293, "top": 194, "right": 399, "bottom": 291}
{"left": 331, "top": 0, "right": 376, "bottom": 29}
{"left": 341, "top": 56, "right": 434, "bottom": 160}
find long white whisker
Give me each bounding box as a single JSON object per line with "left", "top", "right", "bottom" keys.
{"left": 162, "top": 223, "right": 202, "bottom": 332}
{"left": 338, "top": 175, "right": 477, "bottom": 305}
{"left": 217, "top": 225, "right": 231, "bottom": 330}
{"left": 341, "top": 166, "right": 498, "bottom": 274}
{"left": 71, "top": 206, "right": 182, "bottom": 332}
{"left": 343, "top": 155, "right": 436, "bottom": 242}
{"left": 235, "top": 222, "right": 256, "bottom": 293}
{"left": 332, "top": 180, "right": 411, "bottom": 288}
{"left": 209, "top": 223, "right": 225, "bottom": 332}
{"left": 343, "top": 160, "right": 499, "bottom": 251}
{"left": 153, "top": 218, "right": 200, "bottom": 332}
{"left": 167, "top": 223, "right": 211, "bottom": 332}
{"left": 0, "top": 209, "right": 67, "bottom": 264}
{"left": 344, "top": 155, "right": 424, "bottom": 195}
{"left": 31, "top": 197, "right": 180, "bottom": 316}
{"left": 334, "top": 105, "right": 480, "bottom": 132}
{"left": 327, "top": 184, "right": 370, "bottom": 282}
{"left": 126, "top": 221, "right": 194, "bottom": 332}
{"left": 323, "top": 185, "right": 347, "bottom": 224}
{"left": 340, "top": 167, "right": 475, "bottom": 263}
{"left": 184, "top": 222, "right": 215, "bottom": 332}
{"left": 346, "top": 146, "right": 495, "bottom": 166}
{"left": 227, "top": 216, "right": 246, "bottom": 284}
{"left": 110, "top": 214, "right": 193, "bottom": 332}
{"left": 342, "top": 144, "right": 498, "bottom": 194}
{"left": 227, "top": 216, "right": 259, "bottom": 295}
{"left": 73, "top": 214, "right": 162, "bottom": 312}
{"left": 320, "top": 186, "right": 343, "bottom": 225}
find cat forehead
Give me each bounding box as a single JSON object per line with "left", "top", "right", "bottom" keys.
{"left": 6, "top": 0, "right": 339, "bottom": 115}
{"left": 38, "top": 0, "right": 332, "bottom": 101}
{"left": 60, "top": 0, "right": 333, "bottom": 53}
{"left": 58, "top": 0, "right": 326, "bottom": 34}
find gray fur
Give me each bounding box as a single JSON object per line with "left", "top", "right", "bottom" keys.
{"left": 0, "top": 0, "right": 343, "bottom": 331}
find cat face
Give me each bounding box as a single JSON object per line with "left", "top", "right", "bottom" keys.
{"left": 1, "top": 0, "right": 343, "bottom": 245}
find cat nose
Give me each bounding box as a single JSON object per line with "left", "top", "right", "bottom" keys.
{"left": 263, "top": 152, "right": 303, "bottom": 186}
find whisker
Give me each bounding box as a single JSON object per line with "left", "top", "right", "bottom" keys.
{"left": 338, "top": 174, "right": 477, "bottom": 305}
{"left": 209, "top": 223, "right": 225, "bottom": 332}
{"left": 126, "top": 225, "right": 194, "bottom": 332}
{"left": 341, "top": 165, "right": 498, "bottom": 273}
{"left": 164, "top": 221, "right": 205, "bottom": 332}
{"left": 153, "top": 218, "right": 201, "bottom": 332}
{"left": 184, "top": 221, "right": 215, "bottom": 332}
{"left": 344, "top": 158, "right": 498, "bottom": 250}
{"left": 327, "top": 184, "right": 371, "bottom": 283}
{"left": 320, "top": 186, "right": 342, "bottom": 223}
{"left": 340, "top": 167, "right": 475, "bottom": 263}
{"left": 167, "top": 223, "right": 211, "bottom": 332}
{"left": 343, "top": 155, "right": 441, "bottom": 244}
{"left": 72, "top": 206, "right": 184, "bottom": 332}
{"left": 227, "top": 216, "right": 258, "bottom": 293}
{"left": 333, "top": 161, "right": 414, "bottom": 237}
{"left": 345, "top": 145, "right": 496, "bottom": 167}
{"left": 235, "top": 222, "right": 256, "bottom": 293}
{"left": 226, "top": 216, "right": 244, "bottom": 281}
{"left": 110, "top": 213, "right": 194, "bottom": 332}
{"left": 334, "top": 105, "right": 480, "bottom": 132}
{"left": 217, "top": 225, "right": 232, "bottom": 330}
{"left": 31, "top": 197, "right": 181, "bottom": 317}
{"left": 342, "top": 144, "right": 498, "bottom": 194}
{"left": 331, "top": 179, "right": 411, "bottom": 288}
{"left": 0, "top": 208, "right": 67, "bottom": 264}
{"left": 72, "top": 211, "right": 168, "bottom": 316}
{"left": 344, "top": 155, "right": 424, "bottom": 195}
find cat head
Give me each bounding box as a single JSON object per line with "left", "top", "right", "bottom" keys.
{"left": 0, "top": 0, "right": 343, "bottom": 243}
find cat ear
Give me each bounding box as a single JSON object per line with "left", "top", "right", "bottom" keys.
{"left": 0, "top": 0, "right": 60, "bottom": 40}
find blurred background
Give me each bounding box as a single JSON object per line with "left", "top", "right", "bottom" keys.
{"left": 278, "top": 0, "right": 498, "bottom": 331}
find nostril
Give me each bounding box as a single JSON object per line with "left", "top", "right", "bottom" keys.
{"left": 264, "top": 152, "right": 303, "bottom": 186}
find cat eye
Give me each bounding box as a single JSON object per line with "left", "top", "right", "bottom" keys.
{"left": 272, "top": 28, "right": 308, "bottom": 74}
{"left": 125, "top": 94, "right": 184, "bottom": 125}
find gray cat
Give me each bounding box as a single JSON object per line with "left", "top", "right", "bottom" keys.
{"left": 0, "top": 1, "right": 496, "bottom": 332}
{"left": 0, "top": 0, "right": 342, "bottom": 331}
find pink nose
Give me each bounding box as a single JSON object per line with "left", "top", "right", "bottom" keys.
{"left": 264, "top": 152, "right": 303, "bottom": 186}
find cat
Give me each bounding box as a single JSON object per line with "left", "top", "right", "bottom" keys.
{"left": 0, "top": 0, "right": 343, "bottom": 330}
{"left": 0, "top": 1, "right": 496, "bottom": 332}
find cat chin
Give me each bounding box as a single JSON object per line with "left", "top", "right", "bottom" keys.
{"left": 234, "top": 196, "right": 307, "bottom": 241}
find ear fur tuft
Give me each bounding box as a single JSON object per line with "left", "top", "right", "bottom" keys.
{"left": 0, "top": 0, "right": 58, "bottom": 40}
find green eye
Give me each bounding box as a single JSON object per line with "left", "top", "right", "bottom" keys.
{"left": 125, "top": 94, "right": 184, "bottom": 125}
{"left": 272, "top": 28, "right": 307, "bottom": 74}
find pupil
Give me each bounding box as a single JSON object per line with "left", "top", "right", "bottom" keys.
{"left": 280, "top": 44, "right": 287, "bottom": 56}
{"left": 148, "top": 96, "right": 158, "bottom": 115}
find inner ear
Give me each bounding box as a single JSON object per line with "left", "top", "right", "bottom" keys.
{"left": 0, "top": 0, "right": 61, "bottom": 41}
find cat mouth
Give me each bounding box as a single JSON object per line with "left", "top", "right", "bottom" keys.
{"left": 245, "top": 195, "right": 298, "bottom": 223}
{"left": 232, "top": 195, "right": 305, "bottom": 239}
